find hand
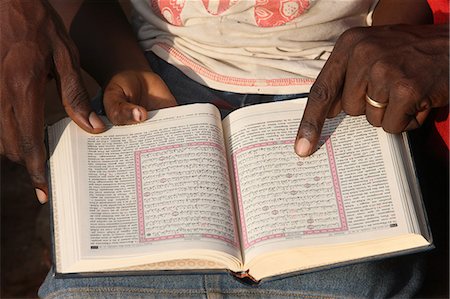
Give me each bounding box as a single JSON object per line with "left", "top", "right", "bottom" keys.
{"left": 0, "top": 0, "right": 105, "bottom": 203}
{"left": 295, "top": 24, "right": 449, "bottom": 157}
{"left": 103, "top": 70, "right": 177, "bottom": 124}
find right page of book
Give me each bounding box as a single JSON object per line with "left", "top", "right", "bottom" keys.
{"left": 222, "top": 99, "right": 428, "bottom": 272}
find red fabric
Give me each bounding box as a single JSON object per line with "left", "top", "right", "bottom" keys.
{"left": 426, "top": 0, "right": 449, "bottom": 163}
{"left": 427, "top": 0, "right": 450, "bottom": 24}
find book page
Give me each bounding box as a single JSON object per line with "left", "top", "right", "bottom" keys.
{"left": 222, "top": 99, "right": 417, "bottom": 263}
{"left": 49, "top": 104, "right": 241, "bottom": 272}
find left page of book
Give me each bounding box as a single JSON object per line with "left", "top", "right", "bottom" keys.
{"left": 48, "top": 103, "right": 242, "bottom": 274}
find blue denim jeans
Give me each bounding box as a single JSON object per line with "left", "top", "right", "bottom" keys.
{"left": 39, "top": 52, "right": 425, "bottom": 299}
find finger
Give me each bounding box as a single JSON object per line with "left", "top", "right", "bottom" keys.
{"left": 51, "top": 31, "right": 105, "bottom": 134}
{"left": 401, "top": 109, "right": 431, "bottom": 131}
{"left": 24, "top": 144, "right": 48, "bottom": 204}
{"left": 341, "top": 41, "right": 377, "bottom": 116}
{"left": 3, "top": 50, "right": 50, "bottom": 203}
{"left": 0, "top": 108, "right": 22, "bottom": 163}
{"left": 1, "top": 125, "right": 48, "bottom": 204}
{"left": 365, "top": 60, "right": 399, "bottom": 127}
{"left": 296, "top": 28, "right": 362, "bottom": 156}
{"left": 365, "top": 84, "right": 389, "bottom": 127}
{"left": 14, "top": 79, "right": 50, "bottom": 203}
{"left": 413, "top": 110, "right": 430, "bottom": 128}
{"left": 104, "top": 86, "right": 148, "bottom": 125}
{"left": 382, "top": 80, "right": 426, "bottom": 133}
{"left": 2, "top": 105, "right": 49, "bottom": 203}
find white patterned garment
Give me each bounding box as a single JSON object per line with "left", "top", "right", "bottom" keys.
{"left": 131, "top": 0, "right": 378, "bottom": 94}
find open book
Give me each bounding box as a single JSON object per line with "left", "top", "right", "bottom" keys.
{"left": 48, "top": 99, "right": 431, "bottom": 282}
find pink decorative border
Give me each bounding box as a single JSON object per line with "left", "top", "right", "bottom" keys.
{"left": 232, "top": 138, "right": 347, "bottom": 249}
{"left": 155, "top": 43, "right": 315, "bottom": 87}
{"left": 303, "top": 139, "right": 348, "bottom": 235}
{"left": 135, "top": 142, "right": 238, "bottom": 247}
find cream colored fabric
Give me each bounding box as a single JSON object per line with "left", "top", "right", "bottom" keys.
{"left": 131, "top": 0, "right": 378, "bottom": 94}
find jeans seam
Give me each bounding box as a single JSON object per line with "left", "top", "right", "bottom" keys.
{"left": 45, "top": 287, "right": 207, "bottom": 299}
{"left": 45, "top": 287, "right": 342, "bottom": 299}
{"left": 206, "top": 289, "right": 339, "bottom": 298}
{"left": 203, "top": 274, "right": 208, "bottom": 297}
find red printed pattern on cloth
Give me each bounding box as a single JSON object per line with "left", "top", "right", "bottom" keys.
{"left": 151, "top": 0, "right": 186, "bottom": 26}
{"left": 201, "top": 0, "right": 239, "bottom": 15}
{"left": 150, "top": 0, "right": 310, "bottom": 26}
{"left": 254, "top": 0, "right": 310, "bottom": 27}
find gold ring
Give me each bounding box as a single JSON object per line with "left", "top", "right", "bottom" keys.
{"left": 365, "top": 94, "right": 387, "bottom": 109}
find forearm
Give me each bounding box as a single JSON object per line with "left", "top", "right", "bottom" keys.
{"left": 54, "top": 0, "right": 151, "bottom": 87}
{"left": 373, "top": 0, "right": 433, "bottom": 25}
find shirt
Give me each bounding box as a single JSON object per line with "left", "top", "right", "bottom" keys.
{"left": 131, "top": 0, "right": 378, "bottom": 94}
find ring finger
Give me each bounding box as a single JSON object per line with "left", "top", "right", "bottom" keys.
{"left": 365, "top": 82, "right": 389, "bottom": 127}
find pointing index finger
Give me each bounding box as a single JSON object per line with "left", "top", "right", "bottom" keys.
{"left": 295, "top": 28, "right": 361, "bottom": 157}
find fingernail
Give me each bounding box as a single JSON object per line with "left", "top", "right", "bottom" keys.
{"left": 295, "top": 138, "right": 311, "bottom": 157}
{"left": 89, "top": 112, "right": 105, "bottom": 129}
{"left": 132, "top": 108, "right": 143, "bottom": 122}
{"left": 35, "top": 188, "right": 48, "bottom": 204}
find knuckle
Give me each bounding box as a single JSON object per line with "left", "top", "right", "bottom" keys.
{"left": 393, "top": 80, "right": 420, "bottom": 100}
{"left": 299, "top": 118, "right": 321, "bottom": 139}
{"left": 110, "top": 109, "right": 120, "bottom": 121}
{"left": 369, "top": 60, "right": 391, "bottom": 81}
{"left": 337, "top": 27, "right": 366, "bottom": 47}
{"left": 351, "top": 39, "right": 379, "bottom": 60}
{"left": 63, "top": 78, "right": 89, "bottom": 110}
{"left": 29, "top": 172, "right": 46, "bottom": 185}
{"left": 366, "top": 117, "right": 382, "bottom": 128}
{"left": 383, "top": 125, "right": 402, "bottom": 134}
{"left": 106, "top": 106, "right": 122, "bottom": 123}
{"left": 309, "top": 81, "right": 332, "bottom": 103}
{"left": 20, "top": 137, "right": 38, "bottom": 155}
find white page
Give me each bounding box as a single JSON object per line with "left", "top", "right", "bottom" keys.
{"left": 49, "top": 104, "right": 242, "bottom": 272}
{"left": 222, "top": 99, "right": 416, "bottom": 263}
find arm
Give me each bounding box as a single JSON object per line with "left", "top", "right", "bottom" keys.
{"left": 52, "top": 0, "right": 176, "bottom": 125}
{"left": 372, "top": 0, "right": 433, "bottom": 25}
{"left": 294, "top": 0, "right": 448, "bottom": 157}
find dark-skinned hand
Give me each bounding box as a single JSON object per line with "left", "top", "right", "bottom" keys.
{"left": 103, "top": 70, "right": 177, "bottom": 125}
{"left": 0, "top": 0, "right": 106, "bottom": 203}
{"left": 295, "top": 24, "right": 449, "bottom": 157}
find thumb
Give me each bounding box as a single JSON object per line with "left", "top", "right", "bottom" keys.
{"left": 103, "top": 86, "right": 148, "bottom": 125}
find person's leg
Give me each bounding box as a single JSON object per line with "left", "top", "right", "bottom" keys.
{"left": 90, "top": 52, "right": 308, "bottom": 118}
{"left": 145, "top": 52, "right": 308, "bottom": 117}
{"left": 39, "top": 253, "right": 424, "bottom": 299}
